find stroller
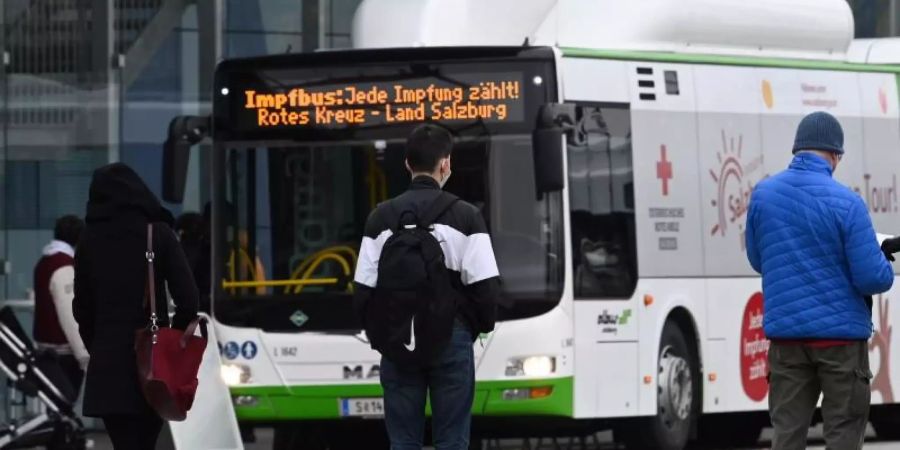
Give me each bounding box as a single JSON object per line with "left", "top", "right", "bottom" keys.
{"left": 0, "top": 307, "right": 85, "bottom": 449}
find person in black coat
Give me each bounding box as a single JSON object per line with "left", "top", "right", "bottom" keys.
{"left": 176, "top": 207, "right": 212, "bottom": 313}
{"left": 73, "top": 163, "right": 199, "bottom": 450}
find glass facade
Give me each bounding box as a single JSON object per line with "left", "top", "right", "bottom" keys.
{"left": 849, "top": 0, "right": 900, "bottom": 38}
{"left": 0, "top": 0, "right": 363, "bottom": 303}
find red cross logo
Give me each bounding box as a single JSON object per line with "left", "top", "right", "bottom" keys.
{"left": 657, "top": 145, "right": 673, "bottom": 196}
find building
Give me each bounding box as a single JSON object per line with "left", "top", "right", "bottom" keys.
{"left": 850, "top": 0, "right": 900, "bottom": 38}
{"left": 0, "top": 0, "right": 361, "bottom": 303}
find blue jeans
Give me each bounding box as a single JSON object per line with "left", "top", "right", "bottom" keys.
{"left": 380, "top": 321, "right": 474, "bottom": 450}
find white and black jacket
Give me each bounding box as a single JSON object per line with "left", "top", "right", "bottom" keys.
{"left": 353, "top": 176, "right": 501, "bottom": 335}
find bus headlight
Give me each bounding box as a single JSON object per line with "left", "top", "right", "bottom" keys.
{"left": 233, "top": 395, "right": 259, "bottom": 407}
{"left": 506, "top": 356, "right": 556, "bottom": 377}
{"left": 221, "top": 363, "right": 251, "bottom": 386}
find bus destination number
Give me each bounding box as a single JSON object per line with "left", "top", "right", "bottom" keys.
{"left": 240, "top": 75, "right": 524, "bottom": 129}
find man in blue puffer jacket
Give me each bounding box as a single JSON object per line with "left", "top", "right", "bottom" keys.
{"left": 745, "top": 111, "right": 895, "bottom": 450}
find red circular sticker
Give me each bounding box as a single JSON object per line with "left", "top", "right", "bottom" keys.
{"left": 740, "top": 292, "right": 769, "bottom": 402}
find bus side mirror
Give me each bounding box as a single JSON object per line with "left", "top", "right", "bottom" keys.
{"left": 162, "top": 116, "right": 210, "bottom": 203}
{"left": 533, "top": 104, "right": 575, "bottom": 197}
{"left": 533, "top": 128, "right": 565, "bottom": 194}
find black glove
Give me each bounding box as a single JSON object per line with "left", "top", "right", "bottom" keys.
{"left": 881, "top": 236, "right": 900, "bottom": 262}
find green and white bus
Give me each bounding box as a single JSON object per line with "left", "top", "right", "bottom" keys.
{"left": 164, "top": 0, "right": 900, "bottom": 448}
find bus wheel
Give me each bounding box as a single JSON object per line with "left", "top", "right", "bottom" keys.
{"left": 619, "top": 322, "right": 698, "bottom": 450}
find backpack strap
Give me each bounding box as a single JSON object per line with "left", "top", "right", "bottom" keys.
{"left": 386, "top": 200, "right": 417, "bottom": 233}
{"left": 418, "top": 192, "right": 459, "bottom": 229}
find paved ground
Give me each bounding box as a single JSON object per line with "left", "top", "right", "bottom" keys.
{"left": 76, "top": 425, "right": 900, "bottom": 449}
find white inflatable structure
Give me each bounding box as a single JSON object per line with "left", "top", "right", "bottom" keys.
{"left": 353, "top": 0, "right": 854, "bottom": 60}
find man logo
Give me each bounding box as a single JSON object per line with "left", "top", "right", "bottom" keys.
{"left": 342, "top": 365, "right": 381, "bottom": 380}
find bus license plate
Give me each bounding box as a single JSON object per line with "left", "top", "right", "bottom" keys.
{"left": 340, "top": 398, "right": 384, "bottom": 417}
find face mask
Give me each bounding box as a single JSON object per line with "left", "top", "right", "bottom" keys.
{"left": 439, "top": 169, "right": 451, "bottom": 189}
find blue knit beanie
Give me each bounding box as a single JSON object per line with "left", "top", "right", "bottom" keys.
{"left": 792, "top": 111, "right": 844, "bottom": 155}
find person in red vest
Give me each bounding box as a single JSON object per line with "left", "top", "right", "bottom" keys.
{"left": 33, "top": 214, "right": 89, "bottom": 394}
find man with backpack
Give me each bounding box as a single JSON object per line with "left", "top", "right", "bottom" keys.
{"left": 353, "top": 123, "right": 500, "bottom": 450}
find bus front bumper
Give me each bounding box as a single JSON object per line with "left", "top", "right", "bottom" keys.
{"left": 230, "top": 376, "right": 573, "bottom": 421}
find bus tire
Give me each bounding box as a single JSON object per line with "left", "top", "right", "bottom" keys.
{"left": 619, "top": 321, "right": 698, "bottom": 450}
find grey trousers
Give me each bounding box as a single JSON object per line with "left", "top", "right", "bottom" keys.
{"left": 768, "top": 341, "right": 873, "bottom": 450}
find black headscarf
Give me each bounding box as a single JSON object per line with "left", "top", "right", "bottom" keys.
{"left": 85, "top": 163, "right": 175, "bottom": 226}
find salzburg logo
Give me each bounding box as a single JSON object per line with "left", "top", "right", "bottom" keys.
{"left": 709, "top": 130, "right": 762, "bottom": 247}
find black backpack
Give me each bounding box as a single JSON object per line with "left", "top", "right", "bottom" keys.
{"left": 367, "top": 192, "right": 460, "bottom": 367}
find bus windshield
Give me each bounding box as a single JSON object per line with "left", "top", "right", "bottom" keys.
{"left": 210, "top": 47, "right": 562, "bottom": 332}
{"left": 214, "top": 135, "right": 563, "bottom": 332}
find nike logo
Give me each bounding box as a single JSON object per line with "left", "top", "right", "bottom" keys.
{"left": 404, "top": 316, "right": 416, "bottom": 351}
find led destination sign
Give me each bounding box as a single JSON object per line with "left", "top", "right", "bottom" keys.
{"left": 236, "top": 72, "right": 525, "bottom": 131}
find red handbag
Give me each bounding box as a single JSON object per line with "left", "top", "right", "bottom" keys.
{"left": 135, "top": 223, "right": 207, "bottom": 421}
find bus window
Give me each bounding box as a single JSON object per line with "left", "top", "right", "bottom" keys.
{"left": 223, "top": 150, "right": 273, "bottom": 296}
{"left": 224, "top": 144, "right": 407, "bottom": 300}
{"left": 216, "top": 134, "right": 564, "bottom": 331}
{"left": 567, "top": 104, "right": 638, "bottom": 299}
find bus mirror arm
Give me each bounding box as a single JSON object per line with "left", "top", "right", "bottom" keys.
{"left": 532, "top": 104, "right": 575, "bottom": 199}
{"left": 163, "top": 115, "right": 211, "bottom": 203}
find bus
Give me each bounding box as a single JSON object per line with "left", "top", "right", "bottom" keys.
{"left": 163, "top": 1, "right": 900, "bottom": 448}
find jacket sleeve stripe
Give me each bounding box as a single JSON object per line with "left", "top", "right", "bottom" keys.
{"left": 49, "top": 266, "right": 89, "bottom": 360}
{"left": 460, "top": 232, "right": 500, "bottom": 285}
{"left": 432, "top": 224, "right": 465, "bottom": 274}
{"left": 432, "top": 225, "right": 500, "bottom": 284}
{"left": 353, "top": 229, "right": 392, "bottom": 288}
